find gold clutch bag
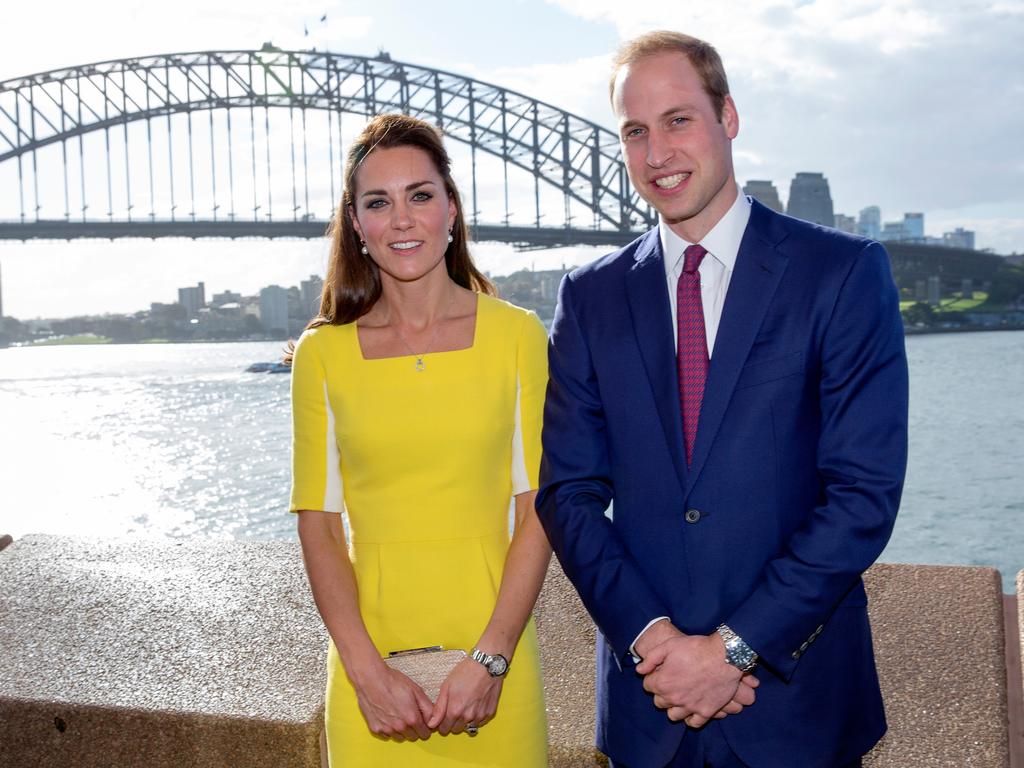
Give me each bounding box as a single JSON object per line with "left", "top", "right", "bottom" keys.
{"left": 383, "top": 646, "right": 467, "bottom": 703}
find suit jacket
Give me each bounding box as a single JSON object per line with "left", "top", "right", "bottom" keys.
{"left": 537, "top": 200, "right": 909, "bottom": 768}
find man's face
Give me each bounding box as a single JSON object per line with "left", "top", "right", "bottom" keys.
{"left": 612, "top": 51, "right": 739, "bottom": 243}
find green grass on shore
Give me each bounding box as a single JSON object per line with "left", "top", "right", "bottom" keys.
{"left": 31, "top": 334, "right": 112, "bottom": 346}
{"left": 900, "top": 291, "right": 989, "bottom": 313}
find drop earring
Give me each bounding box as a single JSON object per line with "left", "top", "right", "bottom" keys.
{"left": 447, "top": 232, "right": 454, "bottom": 244}
{"left": 360, "top": 241, "right": 368, "bottom": 255}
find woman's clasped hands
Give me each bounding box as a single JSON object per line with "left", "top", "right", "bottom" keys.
{"left": 429, "top": 657, "right": 503, "bottom": 736}
{"left": 355, "top": 657, "right": 503, "bottom": 742}
{"left": 353, "top": 660, "right": 435, "bottom": 742}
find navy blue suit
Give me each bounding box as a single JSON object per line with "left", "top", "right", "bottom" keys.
{"left": 537, "top": 200, "right": 909, "bottom": 767}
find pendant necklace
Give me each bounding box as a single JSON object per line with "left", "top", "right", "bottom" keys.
{"left": 392, "top": 292, "right": 454, "bottom": 372}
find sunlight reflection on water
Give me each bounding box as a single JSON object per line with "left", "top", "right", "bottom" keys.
{"left": 1, "top": 332, "right": 1022, "bottom": 591}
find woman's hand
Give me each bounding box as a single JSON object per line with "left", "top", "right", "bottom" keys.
{"left": 352, "top": 661, "right": 435, "bottom": 742}
{"left": 427, "top": 658, "right": 503, "bottom": 736}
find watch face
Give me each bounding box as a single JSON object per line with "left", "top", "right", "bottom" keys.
{"left": 488, "top": 655, "right": 508, "bottom": 676}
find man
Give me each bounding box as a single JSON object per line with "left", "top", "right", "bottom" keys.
{"left": 536, "top": 31, "right": 908, "bottom": 768}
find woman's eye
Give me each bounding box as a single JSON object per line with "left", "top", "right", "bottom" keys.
{"left": 412, "top": 191, "right": 432, "bottom": 202}
{"left": 365, "top": 199, "right": 387, "bottom": 209}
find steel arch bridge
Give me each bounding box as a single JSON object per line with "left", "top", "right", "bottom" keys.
{"left": 0, "top": 47, "right": 654, "bottom": 247}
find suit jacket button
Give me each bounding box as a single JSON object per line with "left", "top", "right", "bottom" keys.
{"left": 685, "top": 509, "right": 701, "bottom": 524}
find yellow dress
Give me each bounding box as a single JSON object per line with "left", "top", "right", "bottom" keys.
{"left": 289, "top": 293, "right": 548, "bottom": 767}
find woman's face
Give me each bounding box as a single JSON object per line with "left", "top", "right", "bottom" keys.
{"left": 349, "top": 145, "right": 457, "bottom": 287}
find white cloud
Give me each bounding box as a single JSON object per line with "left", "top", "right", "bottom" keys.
{"left": 1, "top": 0, "right": 1022, "bottom": 318}
{"left": 544, "top": 0, "right": 1023, "bottom": 247}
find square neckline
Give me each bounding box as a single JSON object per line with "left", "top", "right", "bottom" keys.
{"left": 354, "top": 292, "right": 482, "bottom": 362}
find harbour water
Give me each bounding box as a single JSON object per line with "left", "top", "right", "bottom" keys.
{"left": 1, "top": 331, "right": 1021, "bottom": 591}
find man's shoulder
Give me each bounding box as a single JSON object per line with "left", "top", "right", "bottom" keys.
{"left": 564, "top": 229, "right": 657, "bottom": 287}
{"left": 751, "top": 202, "right": 887, "bottom": 272}
{"left": 760, "top": 204, "right": 876, "bottom": 250}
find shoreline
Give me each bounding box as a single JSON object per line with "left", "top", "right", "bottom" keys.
{"left": 5, "top": 325, "right": 1024, "bottom": 348}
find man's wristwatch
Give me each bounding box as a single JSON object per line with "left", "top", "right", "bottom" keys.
{"left": 716, "top": 624, "right": 758, "bottom": 672}
{"left": 470, "top": 648, "right": 510, "bottom": 677}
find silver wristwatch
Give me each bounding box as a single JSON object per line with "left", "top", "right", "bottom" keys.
{"left": 470, "top": 648, "right": 509, "bottom": 677}
{"left": 716, "top": 624, "right": 758, "bottom": 672}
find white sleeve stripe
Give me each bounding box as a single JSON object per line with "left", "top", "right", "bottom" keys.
{"left": 322, "top": 381, "right": 344, "bottom": 512}
{"left": 510, "top": 372, "right": 530, "bottom": 495}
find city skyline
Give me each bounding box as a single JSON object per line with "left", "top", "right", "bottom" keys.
{"left": 1, "top": 0, "right": 1021, "bottom": 318}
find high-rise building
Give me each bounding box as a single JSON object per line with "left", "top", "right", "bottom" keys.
{"left": 177, "top": 282, "right": 205, "bottom": 318}
{"left": 742, "top": 180, "right": 783, "bottom": 213}
{"left": 880, "top": 222, "right": 905, "bottom": 241}
{"left": 903, "top": 213, "right": 924, "bottom": 240}
{"left": 834, "top": 214, "right": 858, "bottom": 234}
{"left": 211, "top": 290, "right": 242, "bottom": 307}
{"left": 786, "top": 173, "right": 834, "bottom": 227}
{"left": 259, "top": 285, "right": 289, "bottom": 334}
{"left": 858, "top": 206, "right": 881, "bottom": 239}
{"left": 300, "top": 274, "right": 324, "bottom": 316}
{"left": 943, "top": 228, "right": 976, "bottom": 250}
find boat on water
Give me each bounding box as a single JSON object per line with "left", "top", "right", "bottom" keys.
{"left": 245, "top": 361, "right": 291, "bottom": 374}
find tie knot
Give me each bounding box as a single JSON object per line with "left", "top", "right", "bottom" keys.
{"left": 683, "top": 244, "right": 707, "bottom": 274}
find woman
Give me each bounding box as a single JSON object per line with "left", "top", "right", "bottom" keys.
{"left": 289, "top": 113, "right": 550, "bottom": 766}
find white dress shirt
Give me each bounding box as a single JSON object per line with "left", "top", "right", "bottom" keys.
{"left": 660, "top": 187, "right": 752, "bottom": 356}
{"left": 629, "top": 187, "right": 752, "bottom": 659}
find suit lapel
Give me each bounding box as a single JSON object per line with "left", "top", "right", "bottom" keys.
{"left": 686, "top": 204, "right": 789, "bottom": 493}
{"left": 625, "top": 231, "right": 688, "bottom": 494}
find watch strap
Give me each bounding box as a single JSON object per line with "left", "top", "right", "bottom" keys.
{"left": 716, "top": 624, "right": 758, "bottom": 672}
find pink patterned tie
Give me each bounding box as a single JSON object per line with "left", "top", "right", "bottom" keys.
{"left": 677, "top": 244, "right": 708, "bottom": 466}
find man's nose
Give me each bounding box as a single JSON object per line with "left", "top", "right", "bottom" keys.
{"left": 646, "top": 130, "right": 673, "bottom": 168}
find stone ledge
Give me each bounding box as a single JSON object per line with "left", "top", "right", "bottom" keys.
{"left": 0, "top": 535, "right": 328, "bottom": 768}
{"left": 1, "top": 536, "right": 1017, "bottom": 767}
{"left": 535, "top": 561, "right": 1014, "bottom": 767}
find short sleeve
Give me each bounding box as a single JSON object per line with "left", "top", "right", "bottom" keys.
{"left": 510, "top": 311, "right": 549, "bottom": 494}
{"left": 289, "top": 330, "right": 345, "bottom": 514}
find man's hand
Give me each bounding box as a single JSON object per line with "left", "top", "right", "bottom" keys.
{"left": 635, "top": 627, "right": 758, "bottom": 728}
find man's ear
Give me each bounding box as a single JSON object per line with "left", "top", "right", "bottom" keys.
{"left": 721, "top": 94, "right": 739, "bottom": 140}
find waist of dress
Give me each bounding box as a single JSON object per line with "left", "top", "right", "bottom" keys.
{"left": 347, "top": 524, "right": 510, "bottom": 546}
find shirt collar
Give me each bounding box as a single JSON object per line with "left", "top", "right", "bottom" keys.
{"left": 659, "top": 185, "right": 752, "bottom": 274}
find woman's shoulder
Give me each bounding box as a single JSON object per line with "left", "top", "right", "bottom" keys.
{"left": 479, "top": 293, "right": 543, "bottom": 327}
{"left": 478, "top": 294, "right": 547, "bottom": 355}
{"left": 298, "top": 321, "right": 356, "bottom": 342}
{"left": 293, "top": 321, "right": 356, "bottom": 360}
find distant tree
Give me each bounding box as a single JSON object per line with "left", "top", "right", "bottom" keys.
{"left": 902, "top": 302, "right": 936, "bottom": 326}
{"left": 985, "top": 264, "right": 1024, "bottom": 307}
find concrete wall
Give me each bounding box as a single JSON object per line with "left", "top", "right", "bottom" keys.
{"left": 0, "top": 536, "right": 327, "bottom": 768}
{"left": 535, "top": 561, "right": 1017, "bottom": 767}
{"left": 1, "top": 535, "right": 1019, "bottom": 766}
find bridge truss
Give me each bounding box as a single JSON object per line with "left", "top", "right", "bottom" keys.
{"left": 0, "top": 48, "right": 653, "bottom": 247}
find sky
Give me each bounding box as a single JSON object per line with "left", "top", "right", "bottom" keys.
{"left": 1, "top": 0, "right": 1022, "bottom": 319}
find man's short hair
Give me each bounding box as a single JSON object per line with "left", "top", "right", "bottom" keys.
{"left": 609, "top": 31, "right": 731, "bottom": 121}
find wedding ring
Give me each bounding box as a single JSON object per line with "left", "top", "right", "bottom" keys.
{"left": 466, "top": 723, "right": 479, "bottom": 737}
